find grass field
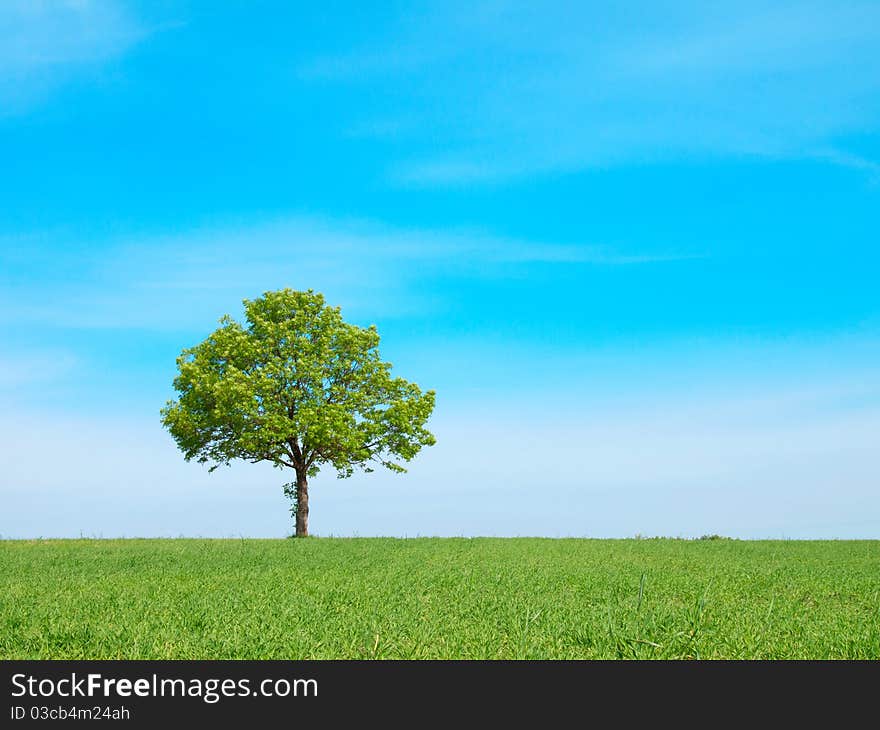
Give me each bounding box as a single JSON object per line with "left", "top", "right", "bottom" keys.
{"left": 1, "top": 538, "right": 878, "bottom": 659}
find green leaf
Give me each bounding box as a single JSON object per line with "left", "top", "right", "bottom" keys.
{"left": 160, "top": 288, "right": 436, "bottom": 483}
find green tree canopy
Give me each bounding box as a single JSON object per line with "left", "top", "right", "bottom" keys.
{"left": 160, "top": 288, "right": 436, "bottom": 536}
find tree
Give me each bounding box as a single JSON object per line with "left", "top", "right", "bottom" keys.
{"left": 160, "top": 288, "right": 436, "bottom": 536}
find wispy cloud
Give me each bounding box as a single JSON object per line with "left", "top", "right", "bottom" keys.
{"left": 809, "top": 148, "right": 880, "bottom": 182}
{"left": 0, "top": 217, "right": 698, "bottom": 330}
{"left": 0, "top": 350, "right": 77, "bottom": 388}
{"left": 301, "top": 1, "right": 880, "bottom": 185}
{"left": 610, "top": 2, "right": 880, "bottom": 79}
{"left": 0, "top": 0, "right": 150, "bottom": 113}
{"left": 297, "top": 46, "right": 440, "bottom": 83}
{"left": 3, "top": 376, "right": 878, "bottom": 538}
{"left": 390, "top": 160, "right": 508, "bottom": 186}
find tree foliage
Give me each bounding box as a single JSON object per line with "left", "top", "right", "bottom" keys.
{"left": 161, "top": 288, "right": 436, "bottom": 489}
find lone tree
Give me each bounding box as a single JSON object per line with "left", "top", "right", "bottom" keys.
{"left": 161, "top": 288, "right": 436, "bottom": 536}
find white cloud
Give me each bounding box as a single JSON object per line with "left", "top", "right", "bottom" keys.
{"left": 0, "top": 0, "right": 147, "bottom": 112}
{"left": 301, "top": 1, "right": 880, "bottom": 184}
{"left": 0, "top": 351, "right": 77, "bottom": 388}
{"left": 0, "top": 217, "right": 696, "bottom": 330}
{"left": 809, "top": 149, "right": 880, "bottom": 181}
{"left": 391, "top": 160, "right": 510, "bottom": 186}
{"left": 2, "top": 377, "right": 878, "bottom": 538}
{"left": 610, "top": 2, "right": 880, "bottom": 79}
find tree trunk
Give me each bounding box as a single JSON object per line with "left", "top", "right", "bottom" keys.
{"left": 295, "top": 470, "right": 309, "bottom": 537}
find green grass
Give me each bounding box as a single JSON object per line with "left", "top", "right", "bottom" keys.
{"left": 1, "top": 538, "right": 878, "bottom": 659}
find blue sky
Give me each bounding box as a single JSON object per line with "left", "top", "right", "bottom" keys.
{"left": 1, "top": 0, "right": 878, "bottom": 539}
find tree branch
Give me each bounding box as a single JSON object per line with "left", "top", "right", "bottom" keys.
{"left": 250, "top": 453, "right": 295, "bottom": 469}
